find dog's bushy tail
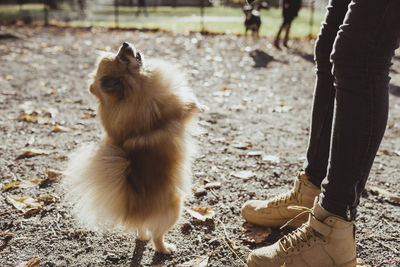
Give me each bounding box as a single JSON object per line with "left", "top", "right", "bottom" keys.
{"left": 63, "top": 143, "right": 134, "bottom": 230}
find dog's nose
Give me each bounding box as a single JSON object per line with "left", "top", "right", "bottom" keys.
{"left": 122, "top": 42, "right": 130, "bottom": 49}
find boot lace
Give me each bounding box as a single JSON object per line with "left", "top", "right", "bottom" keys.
{"left": 279, "top": 207, "right": 322, "bottom": 253}
{"left": 269, "top": 190, "right": 298, "bottom": 207}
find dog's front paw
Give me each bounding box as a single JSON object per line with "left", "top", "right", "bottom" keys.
{"left": 154, "top": 242, "right": 176, "bottom": 254}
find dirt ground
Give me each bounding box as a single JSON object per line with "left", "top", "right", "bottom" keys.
{"left": 0, "top": 26, "right": 399, "bottom": 267}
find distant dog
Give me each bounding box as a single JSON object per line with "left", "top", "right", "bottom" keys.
{"left": 243, "top": 4, "right": 261, "bottom": 37}
{"left": 64, "top": 42, "right": 202, "bottom": 254}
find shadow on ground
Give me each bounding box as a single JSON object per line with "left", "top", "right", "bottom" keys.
{"left": 389, "top": 84, "right": 400, "bottom": 97}
{"left": 129, "top": 239, "right": 146, "bottom": 267}
{"left": 250, "top": 49, "right": 275, "bottom": 68}
{"left": 291, "top": 48, "right": 314, "bottom": 63}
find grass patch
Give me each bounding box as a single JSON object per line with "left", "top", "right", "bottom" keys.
{"left": 1, "top": 4, "right": 325, "bottom": 37}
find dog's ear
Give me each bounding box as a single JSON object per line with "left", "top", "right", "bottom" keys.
{"left": 100, "top": 76, "right": 124, "bottom": 99}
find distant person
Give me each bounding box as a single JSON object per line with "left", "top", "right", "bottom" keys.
{"left": 78, "top": 0, "right": 86, "bottom": 19}
{"left": 136, "top": 0, "right": 148, "bottom": 17}
{"left": 274, "top": 0, "right": 302, "bottom": 48}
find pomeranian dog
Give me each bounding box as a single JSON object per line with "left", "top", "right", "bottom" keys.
{"left": 64, "top": 42, "right": 202, "bottom": 253}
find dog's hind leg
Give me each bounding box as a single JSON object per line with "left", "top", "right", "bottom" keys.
{"left": 137, "top": 228, "right": 151, "bottom": 241}
{"left": 150, "top": 199, "right": 182, "bottom": 254}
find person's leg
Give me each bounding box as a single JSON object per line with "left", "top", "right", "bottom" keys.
{"left": 304, "top": 0, "right": 351, "bottom": 186}
{"left": 321, "top": 0, "right": 400, "bottom": 220}
{"left": 242, "top": 0, "right": 350, "bottom": 229}
{"left": 283, "top": 20, "right": 292, "bottom": 47}
{"left": 247, "top": 0, "right": 400, "bottom": 265}
{"left": 274, "top": 21, "right": 286, "bottom": 48}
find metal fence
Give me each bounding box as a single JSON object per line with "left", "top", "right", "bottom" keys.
{"left": 1, "top": 0, "right": 328, "bottom": 35}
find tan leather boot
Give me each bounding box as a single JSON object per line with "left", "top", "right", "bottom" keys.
{"left": 241, "top": 172, "right": 321, "bottom": 227}
{"left": 247, "top": 200, "right": 357, "bottom": 267}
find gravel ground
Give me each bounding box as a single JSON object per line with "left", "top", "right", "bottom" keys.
{"left": 0, "top": 26, "right": 399, "bottom": 267}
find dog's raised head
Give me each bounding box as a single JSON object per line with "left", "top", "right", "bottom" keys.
{"left": 89, "top": 42, "right": 200, "bottom": 144}
{"left": 90, "top": 42, "right": 143, "bottom": 102}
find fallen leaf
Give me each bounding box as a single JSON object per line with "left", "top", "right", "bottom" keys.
{"left": 231, "top": 141, "right": 252, "bottom": 150}
{"left": 366, "top": 184, "right": 400, "bottom": 204}
{"left": 187, "top": 207, "right": 215, "bottom": 222}
{"left": 1, "top": 91, "right": 17, "bottom": 96}
{"left": 7, "top": 195, "right": 44, "bottom": 214}
{"left": 51, "top": 125, "right": 69, "bottom": 132}
{"left": 36, "top": 195, "right": 57, "bottom": 204}
{"left": 16, "top": 149, "right": 52, "bottom": 160}
{"left": 5, "top": 75, "right": 13, "bottom": 81}
{"left": 178, "top": 255, "right": 209, "bottom": 267}
{"left": 17, "top": 114, "right": 38, "bottom": 123}
{"left": 204, "top": 182, "right": 221, "bottom": 189}
{"left": 81, "top": 113, "right": 95, "bottom": 119}
{"left": 231, "top": 170, "right": 255, "bottom": 180}
{"left": 247, "top": 151, "right": 264, "bottom": 156}
{"left": 2, "top": 181, "right": 21, "bottom": 191}
{"left": 17, "top": 259, "right": 40, "bottom": 267}
{"left": 262, "top": 154, "right": 280, "bottom": 163}
{"left": 243, "top": 223, "right": 271, "bottom": 243}
{"left": 45, "top": 169, "right": 62, "bottom": 180}
{"left": 19, "top": 179, "right": 44, "bottom": 189}
{"left": 193, "top": 186, "right": 207, "bottom": 197}
{"left": 378, "top": 149, "right": 390, "bottom": 156}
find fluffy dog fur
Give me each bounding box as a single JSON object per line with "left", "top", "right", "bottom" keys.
{"left": 63, "top": 42, "right": 201, "bottom": 253}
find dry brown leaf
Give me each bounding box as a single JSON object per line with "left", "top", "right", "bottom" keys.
{"left": 17, "top": 114, "right": 38, "bottom": 123}
{"left": 17, "top": 259, "right": 40, "bottom": 267}
{"left": 366, "top": 184, "right": 400, "bottom": 204}
{"left": 36, "top": 195, "right": 57, "bottom": 204}
{"left": 243, "top": 223, "right": 271, "bottom": 243}
{"left": 187, "top": 207, "right": 215, "bottom": 222}
{"left": 193, "top": 186, "right": 207, "bottom": 197}
{"left": 178, "top": 255, "right": 209, "bottom": 267}
{"left": 204, "top": 182, "right": 221, "bottom": 189}
{"left": 2, "top": 181, "right": 21, "bottom": 191}
{"left": 45, "top": 169, "right": 62, "bottom": 180}
{"left": 16, "top": 148, "right": 52, "bottom": 160}
{"left": 7, "top": 195, "right": 44, "bottom": 214}
{"left": 81, "top": 113, "right": 95, "bottom": 119}
{"left": 231, "top": 170, "right": 255, "bottom": 180}
{"left": 51, "top": 125, "right": 69, "bottom": 132}
{"left": 378, "top": 149, "right": 390, "bottom": 156}
{"left": 17, "top": 114, "right": 50, "bottom": 124}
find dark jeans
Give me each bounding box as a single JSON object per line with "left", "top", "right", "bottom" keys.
{"left": 304, "top": 0, "right": 400, "bottom": 220}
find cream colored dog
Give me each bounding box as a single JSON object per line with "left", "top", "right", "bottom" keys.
{"left": 64, "top": 42, "right": 201, "bottom": 253}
